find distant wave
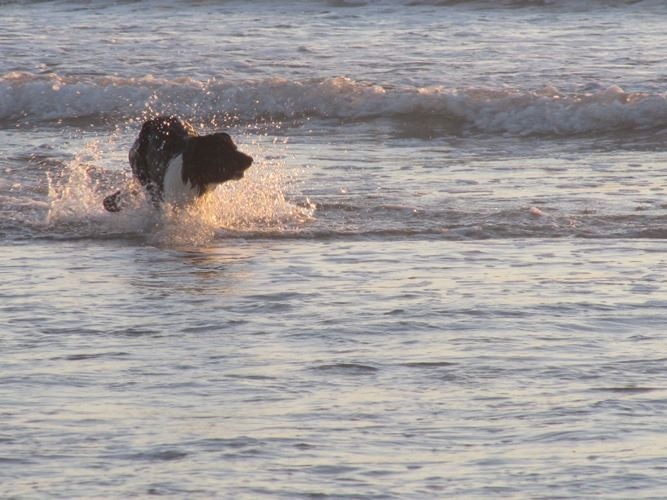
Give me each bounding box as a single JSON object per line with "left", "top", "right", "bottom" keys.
{"left": 2, "top": 72, "right": 667, "bottom": 136}
{"left": 406, "top": 0, "right": 666, "bottom": 8}
{"left": 3, "top": 0, "right": 661, "bottom": 7}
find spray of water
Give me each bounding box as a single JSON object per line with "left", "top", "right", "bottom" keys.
{"left": 46, "top": 126, "right": 315, "bottom": 246}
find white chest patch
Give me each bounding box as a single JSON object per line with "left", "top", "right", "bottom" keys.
{"left": 162, "top": 155, "right": 214, "bottom": 207}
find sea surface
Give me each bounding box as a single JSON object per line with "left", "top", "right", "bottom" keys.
{"left": 3, "top": 0, "right": 667, "bottom": 498}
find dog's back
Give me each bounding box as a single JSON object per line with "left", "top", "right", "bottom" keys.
{"left": 129, "top": 116, "right": 197, "bottom": 202}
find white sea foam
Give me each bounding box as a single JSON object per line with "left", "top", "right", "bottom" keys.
{"left": 408, "top": 0, "right": 667, "bottom": 7}
{"left": 3, "top": 72, "right": 667, "bottom": 136}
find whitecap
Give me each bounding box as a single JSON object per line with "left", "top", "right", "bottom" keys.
{"left": 3, "top": 72, "right": 667, "bottom": 137}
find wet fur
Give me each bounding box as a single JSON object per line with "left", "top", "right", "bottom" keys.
{"left": 103, "top": 116, "right": 253, "bottom": 212}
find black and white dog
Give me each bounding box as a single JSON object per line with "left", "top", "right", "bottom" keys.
{"left": 103, "top": 116, "right": 253, "bottom": 212}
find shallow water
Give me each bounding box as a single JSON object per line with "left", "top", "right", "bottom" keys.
{"left": 5, "top": 238, "right": 667, "bottom": 497}
{"left": 3, "top": 0, "right": 667, "bottom": 497}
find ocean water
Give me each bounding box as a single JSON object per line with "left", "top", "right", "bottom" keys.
{"left": 3, "top": 0, "right": 667, "bottom": 497}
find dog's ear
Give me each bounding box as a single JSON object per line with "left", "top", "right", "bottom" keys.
{"left": 181, "top": 136, "right": 224, "bottom": 187}
{"left": 182, "top": 133, "right": 252, "bottom": 189}
{"left": 212, "top": 132, "right": 236, "bottom": 149}
{"left": 197, "top": 132, "right": 241, "bottom": 169}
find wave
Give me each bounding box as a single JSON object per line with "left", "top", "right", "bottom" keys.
{"left": 3, "top": 0, "right": 660, "bottom": 9}
{"left": 3, "top": 72, "right": 667, "bottom": 136}
{"left": 406, "top": 0, "right": 666, "bottom": 8}
{"left": 24, "top": 202, "right": 667, "bottom": 244}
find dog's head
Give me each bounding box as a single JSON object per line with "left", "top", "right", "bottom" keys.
{"left": 182, "top": 133, "right": 253, "bottom": 190}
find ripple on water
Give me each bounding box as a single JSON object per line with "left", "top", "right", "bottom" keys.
{"left": 309, "top": 363, "right": 380, "bottom": 375}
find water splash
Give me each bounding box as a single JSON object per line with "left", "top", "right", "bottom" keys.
{"left": 150, "top": 140, "right": 315, "bottom": 246}
{"left": 46, "top": 138, "right": 155, "bottom": 239}
{"left": 45, "top": 132, "right": 315, "bottom": 246}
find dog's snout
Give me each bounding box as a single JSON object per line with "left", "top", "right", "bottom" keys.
{"left": 239, "top": 152, "right": 253, "bottom": 169}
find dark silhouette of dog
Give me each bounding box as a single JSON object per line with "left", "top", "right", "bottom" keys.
{"left": 104, "top": 116, "right": 253, "bottom": 212}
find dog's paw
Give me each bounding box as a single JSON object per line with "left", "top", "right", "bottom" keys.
{"left": 103, "top": 190, "right": 123, "bottom": 212}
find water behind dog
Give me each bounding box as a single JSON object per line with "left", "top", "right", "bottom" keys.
{"left": 3, "top": 1, "right": 667, "bottom": 497}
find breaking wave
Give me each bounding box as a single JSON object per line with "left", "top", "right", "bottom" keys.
{"left": 406, "top": 0, "right": 666, "bottom": 8}
{"left": 3, "top": 72, "right": 667, "bottom": 136}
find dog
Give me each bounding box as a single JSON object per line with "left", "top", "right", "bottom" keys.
{"left": 103, "top": 116, "right": 253, "bottom": 212}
